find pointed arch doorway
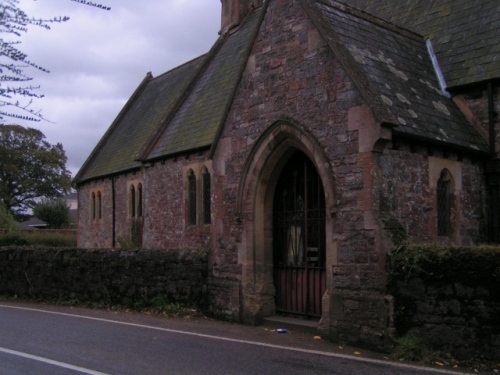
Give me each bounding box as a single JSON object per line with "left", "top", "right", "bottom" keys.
{"left": 273, "top": 150, "right": 326, "bottom": 318}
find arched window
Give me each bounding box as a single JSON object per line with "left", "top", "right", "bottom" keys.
{"left": 188, "top": 171, "right": 197, "bottom": 225}
{"left": 91, "top": 192, "right": 96, "bottom": 220}
{"left": 97, "top": 191, "right": 102, "bottom": 219}
{"left": 130, "top": 185, "right": 136, "bottom": 218}
{"left": 202, "top": 168, "right": 211, "bottom": 224}
{"left": 437, "top": 169, "right": 452, "bottom": 236}
{"left": 137, "top": 183, "right": 143, "bottom": 218}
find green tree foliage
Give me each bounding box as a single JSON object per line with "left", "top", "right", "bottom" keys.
{"left": 33, "top": 197, "right": 72, "bottom": 229}
{"left": 0, "top": 124, "right": 71, "bottom": 217}
{"left": 0, "top": 203, "right": 16, "bottom": 230}
{"left": 0, "top": 0, "right": 109, "bottom": 122}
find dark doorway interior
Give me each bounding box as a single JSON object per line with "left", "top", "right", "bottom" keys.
{"left": 273, "top": 151, "right": 326, "bottom": 318}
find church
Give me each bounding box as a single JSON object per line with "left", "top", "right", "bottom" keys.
{"left": 74, "top": 0, "right": 500, "bottom": 345}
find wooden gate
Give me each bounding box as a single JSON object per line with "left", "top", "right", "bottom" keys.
{"left": 273, "top": 151, "right": 326, "bottom": 318}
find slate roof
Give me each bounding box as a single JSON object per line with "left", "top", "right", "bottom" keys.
{"left": 16, "top": 218, "right": 48, "bottom": 230}
{"left": 75, "top": 0, "right": 490, "bottom": 184}
{"left": 145, "top": 8, "right": 263, "bottom": 161}
{"left": 75, "top": 8, "right": 263, "bottom": 183}
{"left": 304, "top": 0, "right": 489, "bottom": 152}
{"left": 343, "top": 0, "right": 500, "bottom": 88}
{"left": 75, "top": 57, "right": 206, "bottom": 182}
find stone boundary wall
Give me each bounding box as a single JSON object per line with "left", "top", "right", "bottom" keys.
{"left": 391, "top": 277, "right": 500, "bottom": 361}
{"left": 0, "top": 248, "right": 208, "bottom": 308}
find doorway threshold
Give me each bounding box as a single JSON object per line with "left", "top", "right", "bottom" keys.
{"left": 262, "top": 315, "right": 319, "bottom": 335}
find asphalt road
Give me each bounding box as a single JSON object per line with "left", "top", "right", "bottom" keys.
{"left": 0, "top": 302, "right": 471, "bottom": 375}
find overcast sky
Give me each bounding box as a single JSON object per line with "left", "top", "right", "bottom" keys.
{"left": 14, "top": 0, "right": 221, "bottom": 177}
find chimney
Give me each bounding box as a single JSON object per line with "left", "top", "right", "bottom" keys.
{"left": 220, "top": 0, "right": 262, "bottom": 33}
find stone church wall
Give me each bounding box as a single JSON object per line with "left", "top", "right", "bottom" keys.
{"left": 78, "top": 153, "right": 213, "bottom": 250}
{"left": 378, "top": 142, "right": 486, "bottom": 246}
{"left": 78, "top": 179, "right": 114, "bottom": 248}
{"left": 207, "top": 0, "right": 489, "bottom": 343}
{"left": 211, "top": 0, "right": 388, "bottom": 341}
{"left": 143, "top": 154, "right": 212, "bottom": 250}
{"left": 78, "top": 173, "right": 146, "bottom": 248}
{"left": 454, "top": 84, "right": 500, "bottom": 155}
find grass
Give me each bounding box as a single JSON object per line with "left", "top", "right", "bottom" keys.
{"left": 0, "top": 231, "right": 76, "bottom": 247}
{"left": 392, "top": 334, "right": 435, "bottom": 362}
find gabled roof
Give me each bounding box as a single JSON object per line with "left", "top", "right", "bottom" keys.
{"left": 76, "top": 0, "right": 490, "bottom": 184}
{"left": 343, "top": 0, "right": 500, "bottom": 89}
{"left": 303, "top": 0, "right": 489, "bottom": 152}
{"left": 75, "top": 7, "right": 264, "bottom": 183}
{"left": 16, "top": 218, "right": 48, "bottom": 230}
{"left": 144, "top": 8, "right": 263, "bottom": 161}
{"left": 75, "top": 57, "right": 206, "bottom": 183}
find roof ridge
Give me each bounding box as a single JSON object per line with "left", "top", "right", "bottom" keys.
{"left": 151, "top": 54, "right": 207, "bottom": 81}
{"left": 316, "top": 0, "right": 423, "bottom": 41}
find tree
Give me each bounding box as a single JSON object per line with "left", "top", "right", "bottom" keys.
{"left": 0, "top": 0, "right": 110, "bottom": 122}
{"left": 0, "top": 124, "right": 71, "bottom": 218}
{"left": 33, "top": 197, "right": 72, "bottom": 229}
{"left": 0, "top": 203, "right": 16, "bottom": 230}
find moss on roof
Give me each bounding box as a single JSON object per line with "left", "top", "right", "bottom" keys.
{"left": 76, "top": 9, "right": 263, "bottom": 183}
{"left": 146, "top": 9, "right": 262, "bottom": 160}
{"left": 343, "top": 0, "right": 500, "bottom": 88}
{"left": 76, "top": 0, "right": 491, "bottom": 184}
{"left": 305, "top": 0, "right": 488, "bottom": 152}
{"left": 75, "top": 57, "right": 206, "bottom": 182}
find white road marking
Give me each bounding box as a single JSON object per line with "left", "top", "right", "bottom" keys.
{"left": 0, "top": 304, "right": 461, "bottom": 375}
{"left": 0, "top": 346, "right": 110, "bottom": 375}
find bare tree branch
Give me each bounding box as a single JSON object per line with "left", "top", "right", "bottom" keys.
{"left": 0, "top": 0, "right": 110, "bottom": 123}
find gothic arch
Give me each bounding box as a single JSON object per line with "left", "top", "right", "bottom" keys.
{"left": 237, "top": 119, "right": 337, "bottom": 325}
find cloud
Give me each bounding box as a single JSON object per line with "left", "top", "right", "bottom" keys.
{"left": 13, "top": 0, "right": 221, "bottom": 178}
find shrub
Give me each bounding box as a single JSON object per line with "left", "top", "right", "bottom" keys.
{"left": 24, "top": 232, "right": 76, "bottom": 247}
{"left": 33, "top": 198, "right": 73, "bottom": 229}
{"left": 0, "top": 205, "right": 16, "bottom": 231}
{"left": 0, "top": 231, "right": 76, "bottom": 247}
{"left": 0, "top": 232, "right": 29, "bottom": 246}
{"left": 117, "top": 219, "right": 143, "bottom": 249}
{"left": 387, "top": 244, "right": 500, "bottom": 284}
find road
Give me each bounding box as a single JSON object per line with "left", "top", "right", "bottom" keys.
{"left": 0, "top": 302, "right": 470, "bottom": 375}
